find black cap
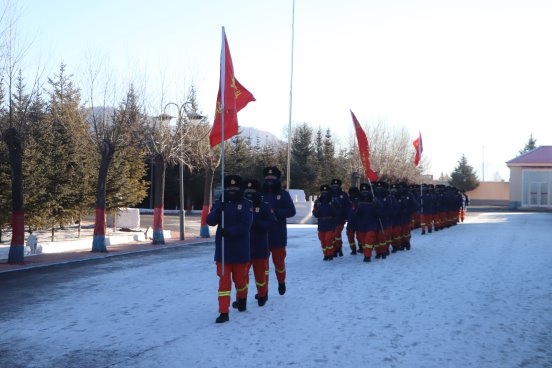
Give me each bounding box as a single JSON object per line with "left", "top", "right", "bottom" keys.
{"left": 224, "top": 175, "right": 242, "bottom": 189}
{"left": 348, "top": 186, "right": 360, "bottom": 196}
{"left": 263, "top": 166, "right": 281, "bottom": 179}
{"left": 243, "top": 179, "right": 261, "bottom": 192}
{"left": 331, "top": 178, "right": 342, "bottom": 186}
{"left": 320, "top": 184, "right": 330, "bottom": 192}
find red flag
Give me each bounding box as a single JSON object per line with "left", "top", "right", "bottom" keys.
{"left": 413, "top": 131, "right": 423, "bottom": 166}
{"left": 209, "top": 29, "right": 256, "bottom": 147}
{"left": 351, "top": 110, "right": 378, "bottom": 182}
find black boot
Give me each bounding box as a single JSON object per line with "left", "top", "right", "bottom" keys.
{"left": 257, "top": 295, "right": 268, "bottom": 306}
{"left": 232, "top": 301, "right": 238, "bottom": 309}
{"left": 236, "top": 298, "right": 247, "bottom": 312}
{"left": 215, "top": 313, "right": 229, "bottom": 323}
{"left": 363, "top": 256, "right": 371, "bottom": 262}
{"left": 350, "top": 249, "right": 357, "bottom": 255}
{"left": 278, "top": 282, "right": 286, "bottom": 295}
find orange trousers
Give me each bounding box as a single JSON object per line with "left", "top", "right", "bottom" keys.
{"left": 216, "top": 262, "right": 248, "bottom": 313}
{"left": 318, "top": 230, "right": 335, "bottom": 257}
{"left": 248, "top": 258, "right": 269, "bottom": 298}
{"left": 269, "top": 247, "right": 287, "bottom": 284}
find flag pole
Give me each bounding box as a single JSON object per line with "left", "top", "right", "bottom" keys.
{"left": 220, "top": 26, "right": 226, "bottom": 276}
{"left": 286, "top": 0, "right": 295, "bottom": 190}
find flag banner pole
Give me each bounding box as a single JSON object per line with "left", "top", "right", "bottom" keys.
{"left": 286, "top": 0, "right": 295, "bottom": 190}
{"left": 220, "top": 26, "right": 226, "bottom": 276}
{"left": 210, "top": 27, "right": 256, "bottom": 276}
{"left": 413, "top": 131, "right": 424, "bottom": 219}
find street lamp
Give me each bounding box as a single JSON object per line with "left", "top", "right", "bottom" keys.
{"left": 163, "top": 102, "right": 204, "bottom": 240}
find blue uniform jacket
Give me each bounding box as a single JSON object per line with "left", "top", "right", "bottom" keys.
{"left": 207, "top": 198, "right": 253, "bottom": 263}
{"left": 331, "top": 191, "right": 352, "bottom": 225}
{"left": 250, "top": 201, "right": 278, "bottom": 259}
{"left": 346, "top": 197, "right": 360, "bottom": 232}
{"left": 312, "top": 198, "right": 339, "bottom": 232}
{"left": 262, "top": 190, "right": 296, "bottom": 248}
{"left": 356, "top": 198, "right": 383, "bottom": 232}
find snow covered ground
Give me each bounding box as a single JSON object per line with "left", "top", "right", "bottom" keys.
{"left": 0, "top": 210, "right": 551, "bottom": 368}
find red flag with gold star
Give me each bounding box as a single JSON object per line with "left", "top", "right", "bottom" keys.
{"left": 351, "top": 110, "right": 378, "bottom": 182}
{"left": 413, "top": 131, "right": 423, "bottom": 166}
{"left": 209, "top": 29, "right": 255, "bottom": 147}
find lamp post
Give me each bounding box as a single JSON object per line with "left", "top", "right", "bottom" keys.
{"left": 163, "top": 102, "right": 204, "bottom": 240}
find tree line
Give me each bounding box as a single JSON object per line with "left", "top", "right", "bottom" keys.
{"left": 0, "top": 61, "right": 429, "bottom": 251}
{"left": 0, "top": 1, "right": 435, "bottom": 263}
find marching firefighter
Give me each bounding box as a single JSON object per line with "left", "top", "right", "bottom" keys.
{"left": 420, "top": 184, "right": 435, "bottom": 235}
{"left": 346, "top": 186, "right": 362, "bottom": 255}
{"left": 329, "top": 178, "right": 351, "bottom": 258}
{"left": 312, "top": 184, "right": 340, "bottom": 260}
{"left": 356, "top": 182, "right": 383, "bottom": 262}
{"left": 239, "top": 179, "right": 277, "bottom": 307}
{"left": 374, "top": 181, "right": 395, "bottom": 259}
{"left": 207, "top": 175, "right": 253, "bottom": 324}
{"left": 261, "top": 166, "right": 296, "bottom": 296}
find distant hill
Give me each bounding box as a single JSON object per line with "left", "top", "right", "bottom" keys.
{"left": 239, "top": 126, "right": 283, "bottom": 146}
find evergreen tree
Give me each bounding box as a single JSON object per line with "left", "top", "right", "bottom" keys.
{"left": 0, "top": 77, "right": 12, "bottom": 240}
{"left": 334, "top": 147, "right": 353, "bottom": 189}
{"left": 448, "top": 154, "right": 479, "bottom": 191}
{"left": 22, "top": 90, "right": 50, "bottom": 231}
{"left": 2, "top": 70, "right": 35, "bottom": 263}
{"left": 221, "top": 132, "right": 252, "bottom": 178}
{"left": 290, "top": 123, "right": 316, "bottom": 193}
{"left": 314, "top": 128, "right": 324, "bottom": 182}
{"left": 105, "top": 87, "right": 148, "bottom": 215}
{"left": 519, "top": 134, "right": 537, "bottom": 155}
{"left": 41, "top": 64, "right": 91, "bottom": 239}
{"left": 320, "top": 128, "right": 339, "bottom": 187}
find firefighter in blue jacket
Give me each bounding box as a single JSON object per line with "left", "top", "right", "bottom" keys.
{"left": 329, "top": 178, "right": 351, "bottom": 258}
{"left": 312, "top": 184, "right": 340, "bottom": 260}
{"left": 207, "top": 175, "right": 253, "bottom": 323}
{"left": 239, "top": 178, "right": 277, "bottom": 307}
{"left": 261, "top": 166, "right": 296, "bottom": 296}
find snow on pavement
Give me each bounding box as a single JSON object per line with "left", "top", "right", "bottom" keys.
{"left": 0, "top": 211, "right": 550, "bottom": 368}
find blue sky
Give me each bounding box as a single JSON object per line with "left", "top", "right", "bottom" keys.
{"left": 17, "top": 0, "right": 552, "bottom": 181}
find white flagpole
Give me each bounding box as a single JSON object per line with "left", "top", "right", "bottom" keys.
{"left": 220, "top": 26, "right": 226, "bottom": 276}
{"left": 286, "top": 0, "right": 295, "bottom": 190}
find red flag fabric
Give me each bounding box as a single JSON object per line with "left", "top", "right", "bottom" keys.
{"left": 413, "top": 131, "right": 423, "bottom": 166}
{"left": 209, "top": 30, "right": 256, "bottom": 147}
{"left": 351, "top": 110, "right": 378, "bottom": 182}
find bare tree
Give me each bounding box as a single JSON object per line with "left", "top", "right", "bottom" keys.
{"left": 84, "top": 57, "right": 147, "bottom": 252}
{"left": 145, "top": 83, "right": 212, "bottom": 243}
{"left": 189, "top": 115, "right": 218, "bottom": 239}
{"left": 346, "top": 120, "right": 426, "bottom": 184}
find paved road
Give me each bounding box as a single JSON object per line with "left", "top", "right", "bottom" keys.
{"left": 1, "top": 212, "right": 551, "bottom": 368}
